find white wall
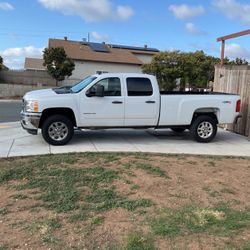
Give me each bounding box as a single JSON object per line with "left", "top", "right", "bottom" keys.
{"left": 70, "top": 61, "right": 142, "bottom": 80}
{"left": 133, "top": 54, "right": 154, "bottom": 64}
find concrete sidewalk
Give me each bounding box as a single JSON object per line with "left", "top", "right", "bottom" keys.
{"left": 0, "top": 122, "right": 249, "bottom": 158}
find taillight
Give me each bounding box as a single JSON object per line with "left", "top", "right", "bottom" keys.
{"left": 236, "top": 99, "right": 241, "bottom": 112}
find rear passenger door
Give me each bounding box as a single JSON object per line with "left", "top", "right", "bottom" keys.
{"left": 124, "top": 77, "right": 159, "bottom": 126}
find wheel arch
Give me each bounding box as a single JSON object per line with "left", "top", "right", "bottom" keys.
{"left": 191, "top": 108, "right": 219, "bottom": 125}
{"left": 39, "top": 108, "right": 77, "bottom": 128}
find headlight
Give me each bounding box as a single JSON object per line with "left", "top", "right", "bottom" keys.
{"left": 25, "top": 100, "right": 39, "bottom": 112}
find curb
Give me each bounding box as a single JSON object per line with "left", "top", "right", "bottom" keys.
{"left": 0, "top": 99, "right": 22, "bottom": 103}
{"left": 0, "top": 121, "right": 20, "bottom": 125}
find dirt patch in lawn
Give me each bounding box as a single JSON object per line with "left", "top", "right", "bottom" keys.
{"left": 0, "top": 153, "right": 250, "bottom": 250}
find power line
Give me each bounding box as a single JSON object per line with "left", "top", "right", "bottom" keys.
{"left": 0, "top": 27, "right": 86, "bottom": 34}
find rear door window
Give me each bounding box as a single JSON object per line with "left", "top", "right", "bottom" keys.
{"left": 126, "top": 77, "right": 153, "bottom": 96}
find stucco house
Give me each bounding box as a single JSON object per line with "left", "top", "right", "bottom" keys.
{"left": 49, "top": 38, "right": 159, "bottom": 80}
{"left": 25, "top": 38, "right": 159, "bottom": 83}
{"left": 25, "top": 58, "right": 46, "bottom": 71}
{"left": 1, "top": 64, "right": 9, "bottom": 70}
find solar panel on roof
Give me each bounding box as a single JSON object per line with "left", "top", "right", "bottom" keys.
{"left": 110, "top": 44, "right": 159, "bottom": 52}
{"left": 89, "top": 43, "right": 110, "bottom": 53}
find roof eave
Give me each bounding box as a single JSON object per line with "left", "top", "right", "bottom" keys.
{"left": 72, "top": 58, "right": 143, "bottom": 66}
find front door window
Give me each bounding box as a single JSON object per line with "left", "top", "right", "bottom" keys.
{"left": 91, "top": 77, "right": 121, "bottom": 96}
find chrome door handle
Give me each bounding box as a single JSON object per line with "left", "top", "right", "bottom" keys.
{"left": 112, "top": 101, "right": 123, "bottom": 104}
{"left": 145, "top": 101, "right": 155, "bottom": 104}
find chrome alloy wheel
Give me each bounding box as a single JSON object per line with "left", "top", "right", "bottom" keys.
{"left": 48, "top": 122, "right": 68, "bottom": 141}
{"left": 197, "top": 121, "right": 213, "bottom": 139}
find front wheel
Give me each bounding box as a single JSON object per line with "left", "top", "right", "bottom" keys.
{"left": 42, "top": 115, "right": 74, "bottom": 145}
{"left": 190, "top": 115, "right": 217, "bottom": 143}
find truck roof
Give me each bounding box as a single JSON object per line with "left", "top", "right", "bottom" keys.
{"left": 92, "top": 73, "right": 154, "bottom": 78}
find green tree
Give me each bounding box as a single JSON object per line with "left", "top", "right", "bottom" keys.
{"left": 142, "top": 50, "right": 220, "bottom": 90}
{"left": 143, "top": 50, "right": 249, "bottom": 91}
{"left": 0, "top": 56, "right": 3, "bottom": 71}
{"left": 226, "top": 57, "right": 248, "bottom": 65}
{"left": 142, "top": 51, "right": 184, "bottom": 90}
{"left": 43, "top": 47, "right": 75, "bottom": 86}
{"left": 182, "top": 51, "right": 220, "bottom": 89}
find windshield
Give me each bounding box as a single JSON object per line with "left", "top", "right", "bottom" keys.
{"left": 71, "top": 76, "right": 97, "bottom": 93}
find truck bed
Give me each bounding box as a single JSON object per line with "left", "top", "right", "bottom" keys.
{"left": 160, "top": 91, "right": 236, "bottom": 95}
{"left": 158, "top": 92, "right": 239, "bottom": 126}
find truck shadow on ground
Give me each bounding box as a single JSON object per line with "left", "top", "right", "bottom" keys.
{"left": 67, "top": 128, "right": 234, "bottom": 146}
{"left": 68, "top": 129, "right": 194, "bottom": 145}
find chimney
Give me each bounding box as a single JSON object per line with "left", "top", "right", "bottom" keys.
{"left": 64, "top": 36, "right": 68, "bottom": 41}
{"left": 144, "top": 44, "right": 148, "bottom": 49}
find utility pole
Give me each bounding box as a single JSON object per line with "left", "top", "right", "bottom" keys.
{"left": 217, "top": 29, "right": 250, "bottom": 65}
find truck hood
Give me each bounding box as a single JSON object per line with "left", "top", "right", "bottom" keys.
{"left": 24, "top": 87, "right": 72, "bottom": 100}
{"left": 24, "top": 88, "right": 56, "bottom": 100}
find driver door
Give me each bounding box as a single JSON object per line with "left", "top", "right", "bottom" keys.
{"left": 79, "top": 77, "right": 125, "bottom": 127}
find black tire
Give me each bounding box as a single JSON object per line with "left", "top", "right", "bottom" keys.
{"left": 42, "top": 115, "right": 74, "bottom": 145}
{"left": 190, "top": 115, "right": 217, "bottom": 143}
{"left": 171, "top": 128, "right": 186, "bottom": 133}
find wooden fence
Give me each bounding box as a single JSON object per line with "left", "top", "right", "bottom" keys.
{"left": 214, "top": 65, "right": 250, "bottom": 138}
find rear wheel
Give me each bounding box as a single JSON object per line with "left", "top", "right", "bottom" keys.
{"left": 190, "top": 115, "right": 217, "bottom": 143}
{"left": 171, "top": 128, "right": 186, "bottom": 133}
{"left": 42, "top": 115, "right": 74, "bottom": 145}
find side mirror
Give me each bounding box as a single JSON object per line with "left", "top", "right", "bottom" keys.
{"left": 96, "top": 85, "right": 104, "bottom": 97}
{"left": 86, "top": 87, "right": 95, "bottom": 97}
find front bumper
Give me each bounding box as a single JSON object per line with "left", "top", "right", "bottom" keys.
{"left": 20, "top": 111, "right": 42, "bottom": 135}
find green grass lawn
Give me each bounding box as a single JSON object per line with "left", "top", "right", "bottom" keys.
{"left": 0, "top": 152, "right": 250, "bottom": 250}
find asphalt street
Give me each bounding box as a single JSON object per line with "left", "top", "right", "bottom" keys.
{"left": 0, "top": 100, "right": 22, "bottom": 123}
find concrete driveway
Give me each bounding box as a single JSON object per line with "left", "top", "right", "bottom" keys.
{"left": 0, "top": 122, "right": 249, "bottom": 158}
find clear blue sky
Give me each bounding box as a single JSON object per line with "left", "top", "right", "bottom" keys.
{"left": 0, "top": 0, "right": 249, "bottom": 68}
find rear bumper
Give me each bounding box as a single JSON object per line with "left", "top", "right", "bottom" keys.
{"left": 234, "top": 114, "right": 242, "bottom": 124}
{"left": 20, "top": 111, "right": 42, "bottom": 135}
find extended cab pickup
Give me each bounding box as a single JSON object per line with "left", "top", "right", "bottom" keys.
{"left": 21, "top": 73, "right": 241, "bottom": 145}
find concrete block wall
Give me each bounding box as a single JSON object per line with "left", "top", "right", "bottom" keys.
{"left": 0, "top": 83, "right": 50, "bottom": 98}
{"left": 0, "top": 70, "right": 57, "bottom": 86}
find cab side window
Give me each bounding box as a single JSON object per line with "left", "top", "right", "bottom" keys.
{"left": 93, "top": 77, "right": 121, "bottom": 96}
{"left": 126, "top": 77, "right": 153, "bottom": 96}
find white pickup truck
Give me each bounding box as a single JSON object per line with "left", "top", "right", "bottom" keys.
{"left": 21, "top": 73, "right": 241, "bottom": 145}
